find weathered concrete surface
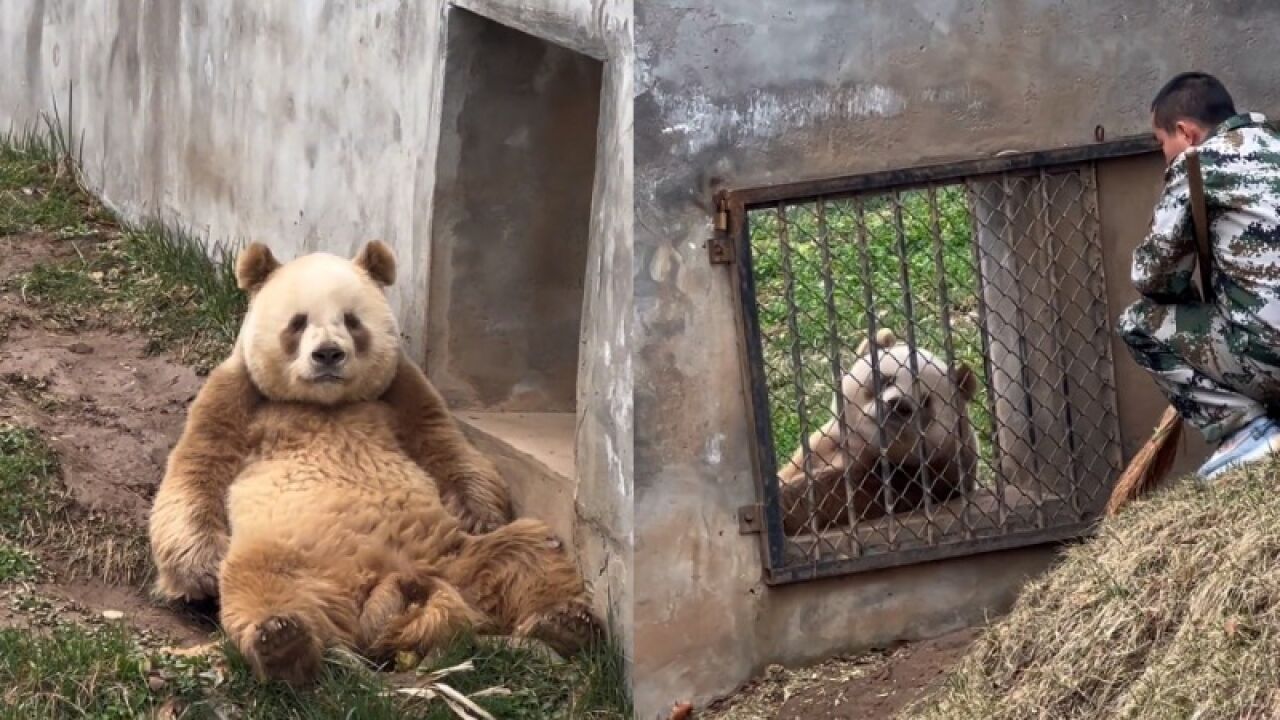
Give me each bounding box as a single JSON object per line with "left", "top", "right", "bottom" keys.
{"left": 4, "top": 0, "right": 447, "bottom": 355}
{"left": 458, "top": 412, "right": 578, "bottom": 557}
{"left": 634, "top": 0, "right": 1280, "bottom": 716}
{"left": 428, "top": 8, "right": 602, "bottom": 414}
{"left": 573, "top": 0, "right": 634, "bottom": 660}
{"left": 453, "top": 0, "right": 616, "bottom": 60}
{"left": 2, "top": 0, "right": 633, "bottom": 678}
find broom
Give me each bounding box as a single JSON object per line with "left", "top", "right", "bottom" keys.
{"left": 1105, "top": 148, "right": 1213, "bottom": 517}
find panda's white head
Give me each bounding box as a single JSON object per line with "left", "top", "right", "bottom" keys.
{"left": 233, "top": 240, "right": 401, "bottom": 406}
{"left": 842, "top": 329, "right": 979, "bottom": 459}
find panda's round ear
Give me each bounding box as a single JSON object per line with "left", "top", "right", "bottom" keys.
{"left": 855, "top": 327, "right": 897, "bottom": 356}
{"left": 236, "top": 243, "right": 281, "bottom": 294}
{"left": 354, "top": 240, "right": 396, "bottom": 287}
{"left": 954, "top": 363, "right": 979, "bottom": 402}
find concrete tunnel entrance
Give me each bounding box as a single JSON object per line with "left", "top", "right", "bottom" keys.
{"left": 426, "top": 6, "right": 604, "bottom": 554}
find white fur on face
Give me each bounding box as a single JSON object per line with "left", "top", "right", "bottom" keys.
{"left": 840, "top": 345, "right": 972, "bottom": 449}
{"left": 239, "top": 253, "right": 400, "bottom": 405}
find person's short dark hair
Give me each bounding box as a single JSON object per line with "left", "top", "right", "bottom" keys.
{"left": 1151, "top": 72, "right": 1237, "bottom": 132}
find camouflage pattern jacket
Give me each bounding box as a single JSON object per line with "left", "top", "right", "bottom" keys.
{"left": 1132, "top": 112, "right": 1280, "bottom": 354}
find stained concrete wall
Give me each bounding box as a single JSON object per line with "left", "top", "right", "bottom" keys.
{"left": 634, "top": 0, "right": 1280, "bottom": 716}
{"left": 428, "top": 8, "right": 603, "bottom": 414}
{"left": 1, "top": 0, "right": 633, "bottom": 672}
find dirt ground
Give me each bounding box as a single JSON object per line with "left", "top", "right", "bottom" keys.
{"left": 0, "top": 231, "right": 210, "bottom": 644}
{"left": 700, "top": 627, "right": 978, "bottom": 720}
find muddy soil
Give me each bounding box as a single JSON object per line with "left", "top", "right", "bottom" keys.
{"left": 774, "top": 628, "right": 975, "bottom": 719}
{"left": 0, "top": 232, "right": 208, "bottom": 642}
{"left": 702, "top": 628, "right": 977, "bottom": 720}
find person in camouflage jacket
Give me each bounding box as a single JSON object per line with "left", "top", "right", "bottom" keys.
{"left": 1118, "top": 72, "right": 1280, "bottom": 482}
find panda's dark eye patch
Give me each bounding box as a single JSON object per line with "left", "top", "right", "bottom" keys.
{"left": 347, "top": 311, "right": 372, "bottom": 355}
{"left": 280, "top": 314, "right": 307, "bottom": 357}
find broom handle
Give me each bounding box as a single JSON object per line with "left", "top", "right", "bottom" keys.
{"left": 1185, "top": 150, "right": 1213, "bottom": 303}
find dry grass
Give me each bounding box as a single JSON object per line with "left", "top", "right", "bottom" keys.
{"left": 904, "top": 460, "right": 1280, "bottom": 720}
{"left": 702, "top": 653, "right": 890, "bottom": 719}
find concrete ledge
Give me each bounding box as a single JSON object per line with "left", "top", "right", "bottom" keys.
{"left": 456, "top": 411, "right": 578, "bottom": 558}
{"left": 450, "top": 0, "right": 611, "bottom": 60}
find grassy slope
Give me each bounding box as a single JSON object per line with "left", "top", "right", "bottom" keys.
{"left": 0, "top": 118, "right": 631, "bottom": 719}
{"left": 904, "top": 462, "right": 1280, "bottom": 720}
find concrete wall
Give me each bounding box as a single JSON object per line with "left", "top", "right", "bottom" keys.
{"left": 2, "top": 0, "right": 633, "bottom": 672}
{"left": 428, "top": 8, "right": 603, "bottom": 414}
{"left": 633, "top": 0, "right": 1280, "bottom": 716}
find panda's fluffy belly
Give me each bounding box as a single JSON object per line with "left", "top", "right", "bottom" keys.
{"left": 226, "top": 402, "right": 457, "bottom": 567}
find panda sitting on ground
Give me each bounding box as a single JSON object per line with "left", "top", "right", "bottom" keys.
{"left": 148, "top": 240, "right": 599, "bottom": 685}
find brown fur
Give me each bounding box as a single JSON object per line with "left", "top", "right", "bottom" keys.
{"left": 380, "top": 353, "right": 513, "bottom": 533}
{"left": 149, "top": 359, "right": 261, "bottom": 601}
{"left": 236, "top": 243, "right": 281, "bottom": 294}
{"left": 353, "top": 239, "right": 397, "bottom": 287}
{"left": 148, "top": 242, "right": 594, "bottom": 685}
{"left": 777, "top": 328, "right": 981, "bottom": 535}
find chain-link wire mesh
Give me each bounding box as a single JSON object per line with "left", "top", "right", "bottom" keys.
{"left": 743, "top": 163, "right": 1123, "bottom": 577}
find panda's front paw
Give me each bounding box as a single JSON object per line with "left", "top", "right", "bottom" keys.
{"left": 443, "top": 492, "right": 507, "bottom": 535}
{"left": 462, "top": 512, "right": 507, "bottom": 535}
{"left": 460, "top": 506, "right": 509, "bottom": 536}
{"left": 154, "top": 532, "right": 228, "bottom": 603}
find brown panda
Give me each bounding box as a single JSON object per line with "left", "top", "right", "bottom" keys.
{"left": 777, "top": 329, "right": 980, "bottom": 535}
{"left": 148, "top": 241, "right": 599, "bottom": 684}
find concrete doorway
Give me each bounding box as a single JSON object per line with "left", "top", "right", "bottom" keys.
{"left": 428, "top": 6, "right": 604, "bottom": 551}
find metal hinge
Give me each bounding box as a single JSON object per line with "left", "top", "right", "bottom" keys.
{"left": 738, "top": 503, "right": 763, "bottom": 534}
{"left": 708, "top": 195, "right": 734, "bottom": 265}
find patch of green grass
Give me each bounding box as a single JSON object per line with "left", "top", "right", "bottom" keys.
{"left": 210, "top": 644, "right": 407, "bottom": 720}
{"left": 0, "top": 542, "right": 38, "bottom": 582}
{"left": 417, "top": 633, "right": 629, "bottom": 719}
{"left": 2, "top": 117, "right": 245, "bottom": 373}
{"left": 572, "top": 624, "right": 633, "bottom": 717}
{"left": 0, "top": 624, "right": 176, "bottom": 719}
{"left": 0, "top": 424, "right": 60, "bottom": 535}
{"left": 18, "top": 260, "right": 105, "bottom": 306}
{"left": 9, "top": 229, "right": 246, "bottom": 375}
{"left": 0, "top": 612, "right": 628, "bottom": 720}
{"left": 0, "top": 626, "right": 581, "bottom": 720}
{"left": 0, "top": 114, "right": 107, "bottom": 237}
{"left": 12, "top": 259, "right": 108, "bottom": 329}
{"left": 0, "top": 423, "right": 149, "bottom": 586}
{"left": 115, "top": 221, "right": 246, "bottom": 372}
{"left": 11, "top": 225, "right": 245, "bottom": 372}
{"left": 206, "top": 631, "right": 631, "bottom": 720}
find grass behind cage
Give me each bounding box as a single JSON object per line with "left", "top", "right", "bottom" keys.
{"left": 750, "top": 185, "right": 999, "bottom": 486}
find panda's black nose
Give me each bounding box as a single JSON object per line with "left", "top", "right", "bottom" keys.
{"left": 311, "top": 343, "right": 346, "bottom": 367}
{"left": 884, "top": 395, "right": 915, "bottom": 418}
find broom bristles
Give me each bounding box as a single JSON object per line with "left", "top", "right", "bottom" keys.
{"left": 1106, "top": 405, "right": 1185, "bottom": 517}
